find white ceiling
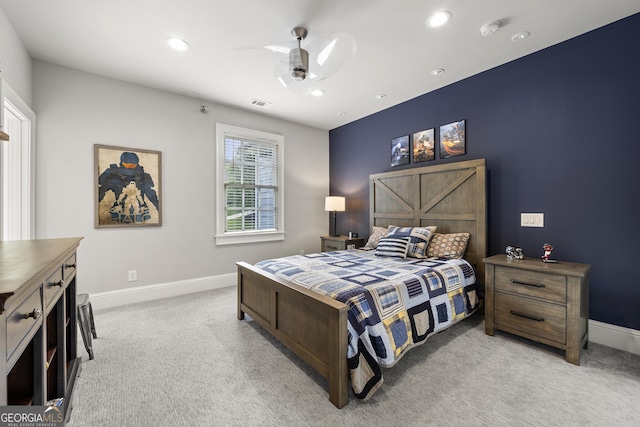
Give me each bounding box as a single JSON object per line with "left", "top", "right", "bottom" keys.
{"left": 2, "top": 0, "right": 640, "bottom": 130}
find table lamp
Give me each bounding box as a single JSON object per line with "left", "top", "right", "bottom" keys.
{"left": 325, "top": 196, "right": 345, "bottom": 237}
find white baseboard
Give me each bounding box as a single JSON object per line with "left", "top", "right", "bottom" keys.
{"left": 589, "top": 319, "right": 640, "bottom": 356}
{"left": 88, "top": 273, "right": 237, "bottom": 310}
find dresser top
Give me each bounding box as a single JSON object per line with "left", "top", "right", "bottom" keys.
{"left": 483, "top": 254, "right": 591, "bottom": 277}
{"left": 0, "top": 238, "right": 83, "bottom": 302}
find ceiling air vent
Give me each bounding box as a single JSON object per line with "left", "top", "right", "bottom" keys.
{"left": 250, "top": 99, "right": 272, "bottom": 109}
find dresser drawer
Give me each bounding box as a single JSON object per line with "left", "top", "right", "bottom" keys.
{"left": 494, "top": 292, "right": 566, "bottom": 345}
{"left": 6, "top": 287, "right": 43, "bottom": 360}
{"left": 43, "top": 267, "right": 64, "bottom": 309}
{"left": 495, "top": 266, "right": 566, "bottom": 303}
{"left": 63, "top": 252, "right": 77, "bottom": 281}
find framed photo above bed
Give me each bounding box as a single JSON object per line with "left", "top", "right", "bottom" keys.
{"left": 412, "top": 128, "right": 435, "bottom": 163}
{"left": 94, "top": 144, "right": 162, "bottom": 228}
{"left": 439, "top": 119, "right": 466, "bottom": 158}
{"left": 390, "top": 135, "right": 410, "bottom": 167}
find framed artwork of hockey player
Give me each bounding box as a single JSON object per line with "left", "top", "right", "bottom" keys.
{"left": 94, "top": 144, "right": 162, "bottom": 227}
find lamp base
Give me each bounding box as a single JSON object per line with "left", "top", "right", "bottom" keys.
{"left": 330, "top": 211, "right": 339, "bottom": 237}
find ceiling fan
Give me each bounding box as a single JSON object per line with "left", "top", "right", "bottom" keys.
{"left": 242, "top": 27, "right": 357, "bottom": 95}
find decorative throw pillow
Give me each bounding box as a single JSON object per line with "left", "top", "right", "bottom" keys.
{"left": 375, "top": 237, "right": 411, "bottom": 258}
{"left": 426, "top": 233, "right": 470, "bottom": 259}
{"left": 363, "top": 226, "right": 389, "bottom": 250}
{"left": 386, "top": 225, "right": 437, "bottom": 258}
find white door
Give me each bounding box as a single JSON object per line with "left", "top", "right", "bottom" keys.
{"left": 1, "top": 81, "right": 35, "bottom": 240}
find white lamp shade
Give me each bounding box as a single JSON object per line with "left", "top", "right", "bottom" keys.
{"left": 325, "top": 196, "right": 345, "bottom": 212}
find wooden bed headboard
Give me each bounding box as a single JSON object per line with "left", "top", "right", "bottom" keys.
{"left": 369, "top": 158, "right": 487, "bottom": 286}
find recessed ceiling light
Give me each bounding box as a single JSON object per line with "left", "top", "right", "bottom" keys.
{"left": 426, "top": 11, "right": 452, "bottom": 28}
{"left": 480, "top": 22, "right": 501, "bottom": 37}
{"left": 167, "top": 37, "right": 189, "bottom": 51}
{"left": 375, "top": 94, "right": 387, "bottom": 100}
{"left": 511, "top": 32, "right": 530, "bottom": 41}
{"left": 431, "top": 69, "right": 445, "bottom": 76}
{"left": 311, "top": 89, "right": 325, "bottom": 97}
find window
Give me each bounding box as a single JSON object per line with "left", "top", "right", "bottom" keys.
{"left": 215, "top": 123, "right": 284, "bottom": 245}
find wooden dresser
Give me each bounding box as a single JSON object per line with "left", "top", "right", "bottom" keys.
{"left": 483, "top": 254, "right": 590, "bottom": 365}
{"left": 0, "top": 238, "right": 82, "bottom": 420}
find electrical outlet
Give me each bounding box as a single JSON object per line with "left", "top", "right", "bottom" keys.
{"left": 299, "top": 250, "right": 305, "bottom": 255}
{"left": 128, "top": 270, "right": 138, "bottom": 281}
{"left": 521, "top": 213, "right": 544, "bottom": 227}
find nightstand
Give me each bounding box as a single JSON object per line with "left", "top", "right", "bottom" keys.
{"left": 483, "top": 254, "right": 590, "bottom": 365}
{"left": 320, "top": 235, "right": 365, "bottom": 252}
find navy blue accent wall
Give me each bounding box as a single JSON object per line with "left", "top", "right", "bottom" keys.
{"left": 329, "top": 14, "right": 640, "bottom": 330}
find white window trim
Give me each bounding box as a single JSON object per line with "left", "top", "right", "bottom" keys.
{"left": 215, "top": 123, "right": 284, "bottom": 246}
{"left": 1, "top": 81, "right": 35, "bottom": 241}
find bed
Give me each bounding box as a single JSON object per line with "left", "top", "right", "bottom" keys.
{"left": 237, "top": 158, "right": 487, "bottom": 408}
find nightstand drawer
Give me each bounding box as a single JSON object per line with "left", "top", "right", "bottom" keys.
{"left": 320, "top": 236, "right": 365, "bottom": 252}
{"left": 322, "top": 240, "right": 345, "bottom": 252}
{"left": 495, "top": 266, "right": 566, "bottom": 303}
{"left": 495, "top": 292, "right": 566, "bottom": 344}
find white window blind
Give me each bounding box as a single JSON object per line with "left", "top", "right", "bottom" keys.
{"left": 224, "top": 136, "right": 278, "bottom": 232}
{"left": 215, "top": 123, "right": 284, "bottom": 245}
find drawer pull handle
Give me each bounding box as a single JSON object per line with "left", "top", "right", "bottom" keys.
{"left": 52, "top": 279, "right": 65, "bottom": 287}
{"left": 23, "top": 308, "right": 42, "bottom": 320}
{"left": 511, "top": 279, "right": 545, "bottom": 289}
{"left": 65, "top": 263, "right": 77, "bottom": 269}
{"left": 510, "top": 310, "right": 544, "bottom": 322}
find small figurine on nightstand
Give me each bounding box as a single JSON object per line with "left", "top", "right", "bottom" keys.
{"left": 506, "top": 245, "right": 524, "bottom": 260}
{"left": 542, "top": 243, "right": 557, "bottom": 263}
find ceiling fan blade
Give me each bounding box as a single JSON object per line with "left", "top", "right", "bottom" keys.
{"left": 305, "top": 32, "right": 357, "bottom": 79}
{"left": 233, "top": 40, "right": 297, "bottom": 54}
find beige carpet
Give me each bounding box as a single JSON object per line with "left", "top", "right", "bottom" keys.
{"left": 68, "top": 286, "right": 640, "bottom": 426}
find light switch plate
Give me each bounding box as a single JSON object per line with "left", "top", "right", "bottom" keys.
{"left": 521, "top": 213, "right": 544, "bottom": 227}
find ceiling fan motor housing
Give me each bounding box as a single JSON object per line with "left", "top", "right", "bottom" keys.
{"left": 290, "top": 47, "right": 309, "bottom": 81}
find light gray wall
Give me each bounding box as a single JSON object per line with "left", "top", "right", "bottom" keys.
{"left": 0, "top": 6, "right": 31, "bottom": 105}
{"left": 32, "top": 60, "right": 329, "bottom": 294}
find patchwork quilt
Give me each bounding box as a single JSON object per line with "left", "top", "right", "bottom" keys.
{"left": 255, "top": 249, "right": 480, "bottom": 401}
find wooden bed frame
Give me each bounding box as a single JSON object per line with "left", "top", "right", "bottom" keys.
{"left": 237, "top": 158, "right": 487, "bottom": 408}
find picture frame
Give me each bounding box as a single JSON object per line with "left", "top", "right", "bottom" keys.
{"left": 390, "top": 135, "right": 410, "bottom": 167}
{"left": 94, "top": 144, "right": 162, "bottom": 228}
{"left": 439, "top": 119, "right": 466, "bottom": 158}
{"left": 412, "top": 128, "right": 435, "bottom": 163}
